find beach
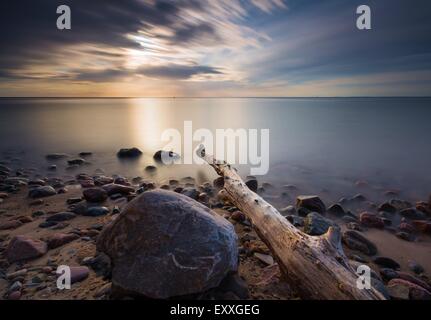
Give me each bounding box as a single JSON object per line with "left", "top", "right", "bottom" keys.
{"left": 1, "top": 146, "right": 431, "bottom": 300}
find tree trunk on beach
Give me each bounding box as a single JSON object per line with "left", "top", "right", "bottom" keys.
{"left": 196, "top": 145, "right": 385, "bottom": 300}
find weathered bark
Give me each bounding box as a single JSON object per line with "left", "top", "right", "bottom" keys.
{"left": 197, "top": 145, "right": 385, "bottom": 300}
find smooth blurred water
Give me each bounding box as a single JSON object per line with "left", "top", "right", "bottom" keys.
{"left": 0, "top": 97, "right": 430, "bottom": 203}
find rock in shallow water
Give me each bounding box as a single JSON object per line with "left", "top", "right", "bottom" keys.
{"left": 296, "top": 195, "right": 326, "bottom": 214}
{"left": 97, "top": 189, "right": 238, "bottom": 299}
{"left": 342, "top": 230, "right": 377, "bottom": 256}
{"left": 359, "top": 212, "right": 384, "bottom": 228}
{"left": 116, "top": 148, "right": 142, "bottom": 159}
{"left": 303, "top": 212, "right": 338, "bottom": 236}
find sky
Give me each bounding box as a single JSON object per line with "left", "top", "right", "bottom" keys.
{"left": 0, "top": 0, "right": 431, "bottom": 97}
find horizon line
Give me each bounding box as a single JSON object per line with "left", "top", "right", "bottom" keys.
{"left": 0, "top": 96, "right": 431, "bottom": 99}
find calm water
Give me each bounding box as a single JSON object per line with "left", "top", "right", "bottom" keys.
{"left": 0, "top": 97, "right": 430, "bottom": 204}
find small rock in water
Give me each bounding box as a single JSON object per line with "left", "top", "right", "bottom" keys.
{"left": 342, "top": 230, "right": 377, "bottom": 256}
{"left": 296, "top": 195, "right": 326, "bottom": 214}
{"left": 359, "top": 212, "right": 384, "bottom": 229}
{"left": 378, "top": 202, "right": 397, "bottom": 213}
{"left": 6, "top": 235, "right": 48, "bottom": 263}
{"left": 213, "top": 177, "right": 224, "bottom": 189}
{"left": 67, "top": 158, "right": 86, "bottom": 166}
{"left": 145, "top": 165, "right": 157, "bottom": 172}
{"left": 79, "top": 152, "right": 92, "bottom": 157}
{"left": 153, "top": 150, "right": 180, "bottom": 164}
{"left": 245, "top": 179, "right": 258, "bottom": 192}
{"left": 303, "top": 212, "right": 338, "bottom": 236}
{"left": 400, "top": 208, "right": 426, "bottom": 220}
{"left": 28, "top": 186, "right": 57, "bottom": 199}
{"left": 351, "top": 194, "right": 367, "bottom": 202}
{"left": 117, "top": 147, "right": 143, "bottom": 159}
{"left": 327, "top": 204, "right": 345, "bottom": 216}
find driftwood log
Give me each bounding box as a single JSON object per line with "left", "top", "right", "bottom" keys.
{"left": 197, "top": 145, "right": 385, "bottom": 300}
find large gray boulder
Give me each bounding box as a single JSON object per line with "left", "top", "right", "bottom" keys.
{"left": 97, "top": 189, "right": 238, "bottom": 299}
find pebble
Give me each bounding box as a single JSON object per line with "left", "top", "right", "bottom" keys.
{"left": 342, "top": 230, "right": 377, "bottom": 256}
{"left": 6, "top": 269, "right": 28, "bottom": 279}
{"left": 145, "top": 165, "right": 157, "bottom": 172}
{"left": 396, "top": 231, "right": 413, "bottom": 242}
{"left": 408, "top": 260, "right": 424, "bottom": 275}
{"left": 400, "top": 208, "right": 426, "bottom": 220}
{"left": 117, "top": 147, "right": 142, "bottom": 159}
{"left": 32, "top": 210, "right": 46, "bottom": 217}
{"left": 8, "top": 290, "right": 22, "bottom": 300}
{"left": 84, "top": 206, "right": 110, "bottom": 217}
{"left": 67, "top": 158, "right": 86, "bottom": 166}
{"left": 0, "top": 220, "right": 23, "bottom": 230}
{"left": 254, "top": 253, "right": 274, "bottom": 266}
{"left": 102, "top": 184, "right": 135, "bottom": 196}
{"left": 46, "top": 212, "right": 76, "bottom": 222}
{"left": 378, "top": 202, "right": 397, "bottom": 213}
{"left": 303, "top": 212, "right": 338, "bottom": 236}
{"left": 6, "top": 235, "right": 48, "bottom": 263}
{"left": 28, "top": 186, "right": 57, "bottom": 198}
{"left": 47, "top": 233, "right": 80, "bottom": 249}
{"left": 83, "top": 188, "right": 108, "bottom": 203}
{"left": 373, "top": 256, "right": 400, "bottom": 270}
{"left": 39, "top": 221, "right": 58, "bottom": 228}
{"left": 359, "top": 212, "right": 384, "bottom": 228}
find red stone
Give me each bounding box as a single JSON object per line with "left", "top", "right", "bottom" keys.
{"left": 6, "top": 235, "right": 47, "bottom": 263}
{"left": 359, "top": 212, "right": 384, "bottom": 228}
{"left": 47, "top": 233, "right": 80, "bottom": 249}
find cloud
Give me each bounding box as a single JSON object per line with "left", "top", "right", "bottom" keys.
{"left": 1, "top": 0, "right": 430, "bottom": 96}
{"left": 138, "top": 64, "right": 222, "bottom": 80}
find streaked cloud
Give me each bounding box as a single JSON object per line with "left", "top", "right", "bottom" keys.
{"left": 0, "top": 0, "right": 430, "bottom": 96}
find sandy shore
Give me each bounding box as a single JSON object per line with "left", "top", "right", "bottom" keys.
{"left": 1, "top": 152, "right": 431, "bottom": 300}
